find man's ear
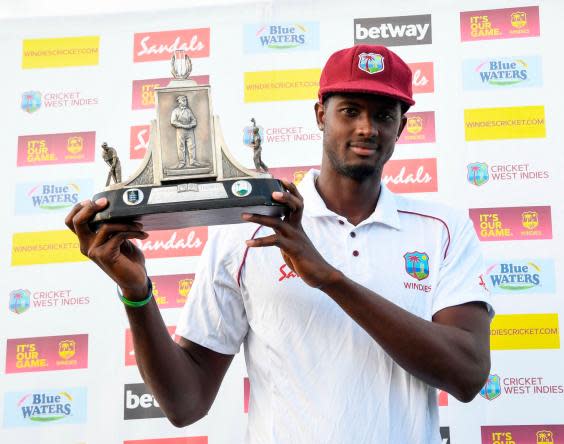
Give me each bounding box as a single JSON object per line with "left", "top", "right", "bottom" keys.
{"left": 396, "top": 114, "right": 408, "bottom": 140}
{"left": 314, "top": 101, "right": 325, "bottom": 131}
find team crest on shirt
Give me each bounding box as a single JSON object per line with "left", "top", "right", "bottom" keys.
{"left": 403, "top": 251, "right": 430, "bottom": 281}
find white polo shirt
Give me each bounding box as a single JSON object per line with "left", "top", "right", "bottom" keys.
{"left": 176, "top": 169, "right": 492, "bottom": 444}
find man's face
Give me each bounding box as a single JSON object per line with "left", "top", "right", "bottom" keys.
{"left": 178, "top": 96, "right": 188, "bottom": 108}
{"left": 315, "top": 93, "right": 407, "bottom": 181}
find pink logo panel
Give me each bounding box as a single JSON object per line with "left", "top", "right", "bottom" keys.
{"left": 132, "top": 75, "right": 209, "bottom": 110}
{"left": 408, "top": 62, "right": 434, "bottom": 94}
{"left": 469, "top": 206, "right": 552, "bottom": 241}
{"left": 461, "top": 6, "right": 540, "bottom": 42}
{"left": 17, "top": 131, "right": 95, "bottom": 167}
{"left": 133, "top": 227, "right": 208, "bottom": 258}
{"left": 398, "top": 111, "right": 436, "bottom": 144}
{"left": 6, "top": 334, "right": 88, "bottom": 373}
{"left": 382, "top": 158, "right": 438, "bottom": 193}
{"left": 133, "top": 28, "right": 210, "bottom": 62}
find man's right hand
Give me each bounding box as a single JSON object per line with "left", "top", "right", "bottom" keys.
{"left": 65, "top": 198, "right": 150, "bottom": 300}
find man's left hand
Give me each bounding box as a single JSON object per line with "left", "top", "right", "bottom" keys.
{"left": 241, "top": 179, "right": 338, "bottom": 289}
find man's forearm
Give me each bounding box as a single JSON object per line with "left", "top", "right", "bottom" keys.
{"left": 322, "top": 271, "right": 490, "bottom": 402}
{"left": 124, "top": 298, "right": 211, "bottom": 426}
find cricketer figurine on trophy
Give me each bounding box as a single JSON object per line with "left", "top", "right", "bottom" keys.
{"left": 92, "top": 50, "right": 286, "bottom": 230}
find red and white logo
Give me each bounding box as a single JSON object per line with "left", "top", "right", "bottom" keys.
{"left": 382, "top": 158, "right": 438, "bottom": 193}
{"left": 408, "top": 62, "right": 434, "bottom": 94}
{"left": 133, "top": 227, "right": 208, "bottom": 259}
{"left": 130, "top": 125, "right": 150, "bottom": 159}
{"left": 133, "top": 28, "right": 210, "bottom": 62}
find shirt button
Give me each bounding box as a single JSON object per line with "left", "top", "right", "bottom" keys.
{"left": 338, "top": 220, "right": 345, "bottom": 225}
{"left": 352, "top": 250, "right": 359, "bottom": 257}
{"left": 350, "top": 232, "right": 356, "bottom": 238}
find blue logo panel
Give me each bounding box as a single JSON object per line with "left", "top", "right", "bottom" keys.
{"left": 462, "top": 56, "right": 542, "bottom": 90}
{"left": 15, "top": 179, "right": 94, "bottom": 215}
{"left": 4, "top": 388, "right": 87, "bottom": 427}
{"left": 244, "top": 22, "right": 320, "bottom": 53}
{"left": 485, "top": 259, "right": 555, "bottom": 294}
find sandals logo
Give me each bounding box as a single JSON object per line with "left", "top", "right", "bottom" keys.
{"left": 3, "top": 388, "right": 87, "bottom": 427}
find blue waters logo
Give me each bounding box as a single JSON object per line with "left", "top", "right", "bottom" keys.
{"left": 463, "top": 56, "right": 542, "bottom": 90}
{"left": 244, "top": 22, "right": 320, "bottom": 53}
{"left": 484, "top": 259, "right": 555, "bottom": 294}
{"left": 15, "top": 179, "right": 93, "bottom": 214}
{"left": 3, "top": 388, "right": 87, "bottom": 427}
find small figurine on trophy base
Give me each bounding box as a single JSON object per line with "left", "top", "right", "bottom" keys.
{"left": 249, "top": 118, "right": 269, "bottom": 173}
{"left": 101, "top": 142, "right": 122, "bottom": 186}
{"left": 91, "top": 50, "right": 286, "bottom": 231}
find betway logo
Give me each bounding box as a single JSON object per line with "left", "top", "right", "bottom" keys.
{"left": 354, "top": 15, "right": 432, "bottom": 46}
{"left": 123, "top": 383, "right": 165, "bottom": 420}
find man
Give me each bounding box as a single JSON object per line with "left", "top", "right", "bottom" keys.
{"left": 170, "top": 95, "right": 204, "bottom": 168}
{"left": 66, "top": 45, "right": 492, "bottom": 443}
{"left": 101, "top": 142, "right": 121, "bottom": 186}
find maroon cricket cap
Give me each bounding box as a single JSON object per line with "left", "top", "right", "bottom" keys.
{"left": 318, "top": 45, "right": 415, "bottom": 107}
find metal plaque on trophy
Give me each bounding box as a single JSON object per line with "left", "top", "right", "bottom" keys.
{"left": 92, "top": 50, "right": 286, "bottom": 230}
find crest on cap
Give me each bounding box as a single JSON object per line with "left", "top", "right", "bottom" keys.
{"left": 358, "top": 53, "right": 384, "bottom": 75}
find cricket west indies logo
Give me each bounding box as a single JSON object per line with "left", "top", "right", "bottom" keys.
{"left": 244, "top": 22, "right": 319, "bottom": 52}
{"left": 244, "top": 68, "right": 320, "bottom": 102}
{"left": 15, "top": 179, "right": 93, "bottom": 214}
{"left": 484, "top": 259, "right": 556, "bottom": 294}
{"left": 469, "top": 206, "right": 552, "bottom": 241}
{"left": 11, "top": 230, "right": 86, "bottom": 266}
{"left": 131, "top": 125, "right": 150, "bottom": 159}
{"left": 132, "top": 227, "right": 207, "bottom": 259}
{"left": 17, "top": 131, "right": 95, "bottom": 167}
{"left": 481, "top": 425, "right": 564, "bottom": 444}
{"left": 480, "top": 372, "right": 564, "bottom": 401}
{"left": 6, "top": 334, "right": 88, "bottom": 373}
{"left": 22, "top": 36, "right": 99, "bottom": 69}
{"left": 243, "top": 124, "right": 320, "bottom": 145}
{"left": 462, "top": 56, "right": 542, "bottom": 90}
{"left": 124, "top": 437, "right": 208, "bottom": 444}
{"left": 460, "top": 6, "right": 540, "bottom": 42}
{"left": 354, "top": 14, "right": 432, "bottom": 46}
{"left": 490, "top": 314, "right": 559, "bottom": 350}
{"left": 133, "top": 28, "right": 210, "bottom": 62}
{"left": 9, "top": 288, "right": 90, "bottom": 314}
{"left": 3, "top": 388, "right": 87, "bottom": 427}
{"left": 466, "top": 162, "right": 550, "bottom": 186}
{"left": 124, "top": 383, "right": 165, "bottom": 420}
{"left": 132, "top": 76, "right": 209, "bottom": 110}
{"left": 464, "top": 106, "right": 546, "bottom": 141}
{"left": 358, "top": 52, "right": 384, "bottom": 74}
{"left": 398, "top": 111, "right": 435, "bottom": 144}
{"left": 126, "top": 327, "right": 176, "bottom": 366}
{"left": 382, "top": 158, "right": 438, "bottom": 193}
{"left": 408, "top": 62, "right": 434, "bottom": 94}
{"left": 21, "top": 89, "right": 99, "bottom": 113}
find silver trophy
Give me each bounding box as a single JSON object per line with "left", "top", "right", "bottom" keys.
{"left": 92, "top": 50, "right": 286, "bottom": 230}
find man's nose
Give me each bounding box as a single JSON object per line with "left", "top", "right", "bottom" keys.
{"left": 355, "top": 113, "right": 378, "bottom": 138}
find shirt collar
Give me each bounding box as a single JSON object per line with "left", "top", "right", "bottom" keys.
{"left": 298, "top": 169, "right": 402, "bottom": 230}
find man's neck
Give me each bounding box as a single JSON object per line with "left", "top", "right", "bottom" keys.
{"left": 315, "top": 167, "right": 382, "bottom": 226}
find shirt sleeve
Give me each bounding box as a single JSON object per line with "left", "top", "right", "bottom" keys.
{"left": 432, "top": 213, "right": 494, "bottom": 317}
{"left": 175, "top": 228, "right": 249, "bottom": 355}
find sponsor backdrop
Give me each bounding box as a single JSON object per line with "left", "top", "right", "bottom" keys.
{"left": 1, "top": 0, "right": 563, "bottom": 443}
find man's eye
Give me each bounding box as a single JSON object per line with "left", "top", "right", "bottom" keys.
{"left": 342, "top": 108, "right": 358, "bottom": 116}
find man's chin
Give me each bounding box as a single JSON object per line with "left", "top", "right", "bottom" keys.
{"left": 336, "top": 163, "right": 379, "bottom": 182}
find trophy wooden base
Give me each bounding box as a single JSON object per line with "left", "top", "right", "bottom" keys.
{"left": 91, "top": 178, "right": 287, "bottom": 231}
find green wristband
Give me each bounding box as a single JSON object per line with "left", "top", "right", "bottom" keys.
{"left": 117, "top": 278, "right": 153, "bottom": 308}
